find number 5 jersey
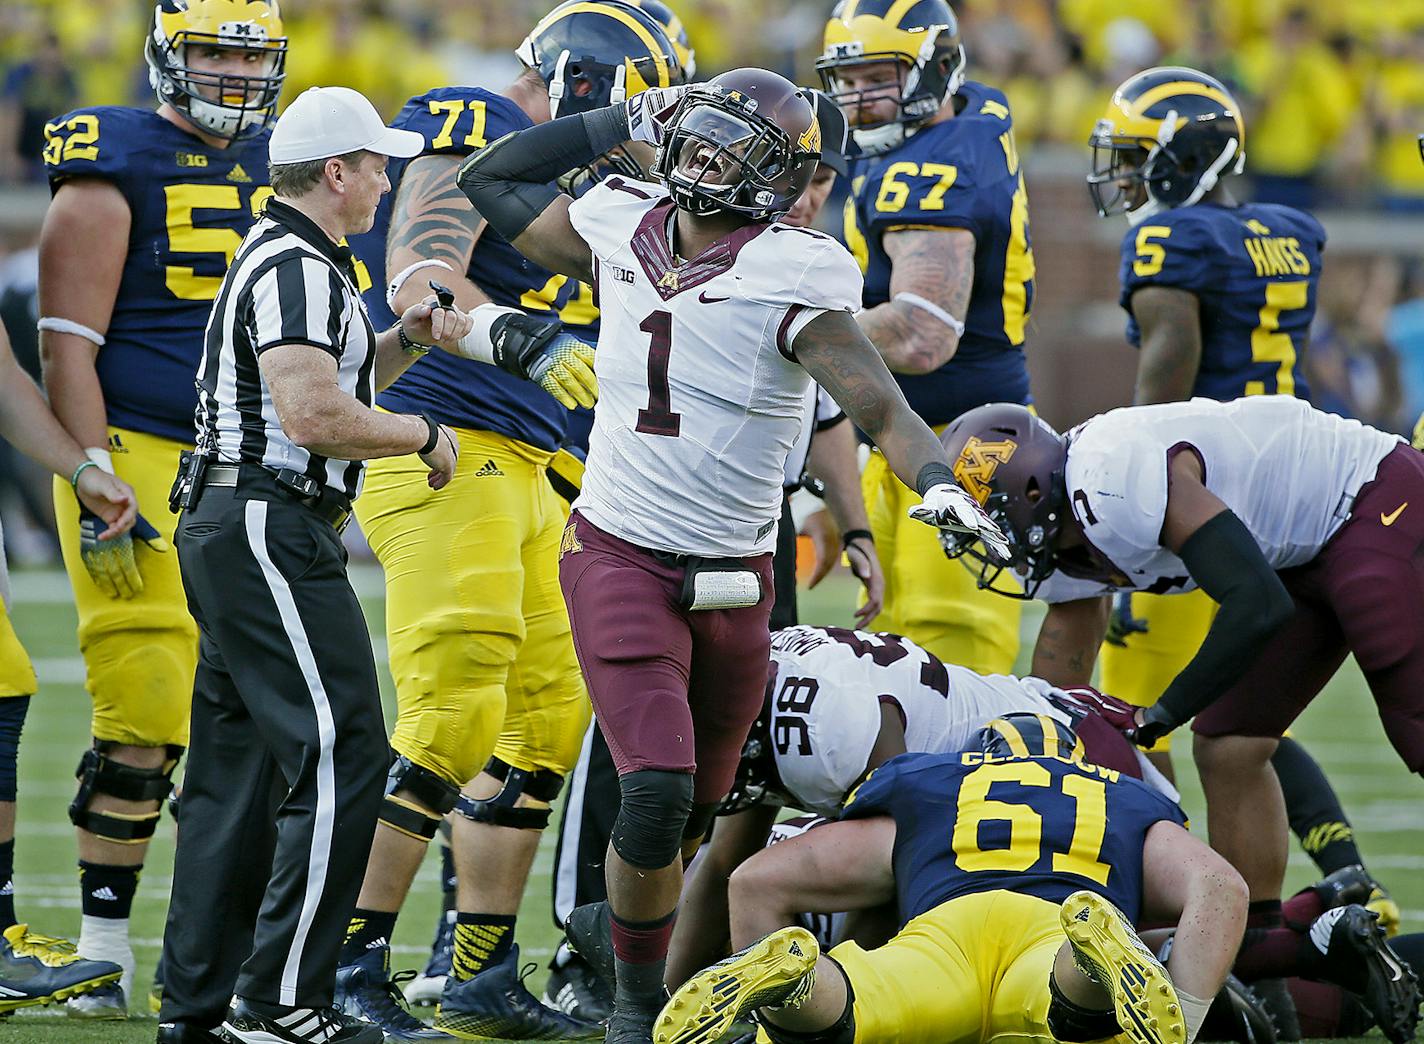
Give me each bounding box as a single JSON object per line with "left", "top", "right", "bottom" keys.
{"left": 566, "top": 176, "right": 863, "bottom": 557}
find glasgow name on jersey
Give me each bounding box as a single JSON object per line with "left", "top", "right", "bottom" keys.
{"left": 842, "top": 750, "right": 1185, "bottom": 927}
{"left": 349, "top": 86, "right": 599, "bottom": 453}
{"left": 843, "top": 81, "right": 1035, "bottom": 426}
{"left": 567, "top": 176, "right": 863, "bottom": 557}
{"left": 44, "top": 106, "right": 273, "bottom": 443}
{"left": 1120, "top": 201, "right": 1326, "bottom": 401}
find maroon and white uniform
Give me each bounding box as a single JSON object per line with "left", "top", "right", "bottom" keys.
{"left": 558, "top": 177, "right": 863, "bottom": 800}
{"left": 766, "top": 625, "right": 1170, "bottom": 814}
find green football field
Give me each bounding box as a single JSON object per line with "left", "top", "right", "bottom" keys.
{"left": 2, "top": 564, "right": 1420, "bottom": 1042}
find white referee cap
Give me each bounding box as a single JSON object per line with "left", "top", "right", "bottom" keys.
{"left": 269, "top": 86, "right": 424, "bottom": 165}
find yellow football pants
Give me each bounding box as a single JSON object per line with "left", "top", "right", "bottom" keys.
{"left": 53, "top": 427, "right": 195, "bottom": 747}
{"left": 833, "top": 890, "right": 1089, "bottom": 1044}
{"left": 354, "top": 426, "right": 590, "bottom": 790}
{"left": 862, "top": 450, "right": 1020, "bottom": 675}
{"left": 0, "top": 597, "right": 37, "bottom": 697}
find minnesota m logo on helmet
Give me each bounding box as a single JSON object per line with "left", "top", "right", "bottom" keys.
{"left": 952, "top": 436, "right": 1016, "bottom": 507}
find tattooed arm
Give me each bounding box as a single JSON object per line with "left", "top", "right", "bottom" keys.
{"left": 856, "top": 227, "right": 975, "bottom": 375}
{"left": 1030, "top": 597, "right": 1110, "bottom": 686}
{"left": 795, "top": 310, "right": 951, "bottom": 493}
{"left": 387, "top": 154, "right": 491, "bottom": 315}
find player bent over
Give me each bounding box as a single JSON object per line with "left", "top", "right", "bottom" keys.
{"left": 459, "top": 69, "right": 1007, "bottom": 1044}
{"left": 658, "top": 716, "right": 1244, "bottom": 1044}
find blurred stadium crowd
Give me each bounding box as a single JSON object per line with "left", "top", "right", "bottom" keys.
{"left": 0, "top": 0, "right": 1422, "bottom": 564}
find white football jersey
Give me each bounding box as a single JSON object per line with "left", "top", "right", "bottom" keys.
{"left": 567, "top": 176, "right": 863, "bottom": 557}
{"left": 767, "top": 625, "right": 1075, "bottom": 814}
{"left": 1037, "top": 397, "right": 1400, "bottom": 603}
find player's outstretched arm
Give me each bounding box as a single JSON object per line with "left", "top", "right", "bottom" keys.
{"left": 726, "top": 816, "right": 895, "bottom": 951}
{"left": 856, "top": 227, "right": 975, "bottom": 375}
{"left": 1131, "top": 286, "right": 1203, "bottom": 405}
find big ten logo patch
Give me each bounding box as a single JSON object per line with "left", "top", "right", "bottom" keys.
{"left": 952, "top": 436, "right": 1016, "bottom": 505}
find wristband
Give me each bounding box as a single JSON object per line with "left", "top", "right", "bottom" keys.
{"left": 397, "top": 322, "right": 429, "bottom": 357}
{"left": 417, "top": 413, "right": 440, "bottom": 455}
{"left": 39, "top": 316, "right": 106, "bottom": 347}
{"left": 841, "top": 529, "right": 874, "bottom": 551}
{"left": 914, "top": 462, "right": 956, "bottom": 497}
{"left": 70, "top": 459, "right": 100, "bottom": 490}
{"left": 385, "top": 259, "right": 453, "bottom": 309}
{"left": 893, "top": 292, "right": 966, "bottom": 337}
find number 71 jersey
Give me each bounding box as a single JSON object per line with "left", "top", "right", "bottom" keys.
{"left": 567, "top": 176, "right": 863, "bottom": 557}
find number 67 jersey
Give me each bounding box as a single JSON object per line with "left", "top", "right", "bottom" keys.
{"left": 567, "top": 176, "right": 863, "bottom": 557}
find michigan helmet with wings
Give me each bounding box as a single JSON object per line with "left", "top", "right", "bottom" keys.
{"left": 816, "top": 0, "right": 965, "bottom": 155}
{"left": 622, "top": 0, "right": 697, "bottom": 80}
{"left": 651, "top": 68, "right": 821, "bottom": 221}
{"left": 977, "top": 713, "right": 1085, "bottom": 762}
{"left": 1088, "top": 66, "right": 1246, "bottom": 226}
{"left": 938, "top": 403, "right": 1068, "bottom": 600}
{"left": 145, "top": 0, "right": 287, "bottom": 141}
{"left": 517, "top": 1, "right": 683, "bottom": 120}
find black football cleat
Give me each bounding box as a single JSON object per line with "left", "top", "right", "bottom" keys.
{"left": 607, "top": 1004, "right": 658, "bottom": 1044}
{"left": 564, "top": 901, "right": 616, "bottom": 997}
{"left": 544, "top": 952, "right": 614, "bottom": 1024}
{"left": 1311, "top": 905, "right": 1420, "bottom": 1044}
{"left": 219, "top": 997, "right": 385, "bottom": 1043}
{"left": 334, "top": 941, "right": 453, "bottom": 1040}
{"left": 434, "top": 943, "right": 603, "bottom": 1039}
{"left": 1200, "top": 974, "right": 1277, "bottom": 1044}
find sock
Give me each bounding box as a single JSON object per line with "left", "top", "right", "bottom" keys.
{"left": 1271, "top": 737, "right": 1363, "bottom": 875}
{"left": 78, "top": 913, "right": 135, "bottom": 999}
{"left": 451, "top": 913, "right": 516, "bottom": 980}
{"left": 1178, "top": 988, "right": 1213, "bottom": 1044}
{"left": 1234, "top": 901, "right": 1299, "bottom": 981}
{"left": 611, "top": 910, "right": 675, "bottom": 1013}
{"left": 1282, "top": 889, "right": 1327, "bottom": 931}
{"left": 440, "top": 842, "right": 458, "bottom": 911}
{"left": 79, "top": 861, "right": 140, "bottom": 920}
{"left": 0, "top": 840, "right": 13, "bottom": 929}
{"left": 341, "top": 908, "right": 398, "bottom": 965}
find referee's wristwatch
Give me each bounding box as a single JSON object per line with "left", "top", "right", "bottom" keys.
{"left": 397, "top": 321, "right": 429, "bottom": 357}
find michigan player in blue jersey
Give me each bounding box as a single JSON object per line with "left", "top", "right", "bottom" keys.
{"left": 336, "top": 4, "right": 679, "bottom": 1039}
{"left": 36, "top": 0, "right": 285, "bottom": 1016}
{"left": 817, "top": 0, "right": 1034, "bottom": 674}
{"left": 655, "top": 714, "right": 1247, "bottom": 1044}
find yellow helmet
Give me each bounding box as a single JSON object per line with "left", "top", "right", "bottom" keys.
{"left": 816, "top": 0, "right": 965, "bottom": 155}
{"left": 977, "top": 713, "right": 1086, "bottom": 762}
{"left": 621, "top": 0, "right": 697, "bottom": 80}
{"left": 145, "top": 0, "right": 287, "bottom": 141}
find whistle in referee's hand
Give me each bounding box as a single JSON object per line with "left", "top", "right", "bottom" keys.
{"left": 429, "top": 280, "right": 456, "bottom": 310}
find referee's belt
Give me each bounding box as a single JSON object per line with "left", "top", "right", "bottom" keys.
{"left": 206, "top": 463, "right": 353, "bottom": 531}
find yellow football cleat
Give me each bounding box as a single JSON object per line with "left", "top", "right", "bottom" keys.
{"left": 1060, "top": 891, "right": 1185, "bottom": 1044}
{"left": 654, "top": 927, "right": 818, "bottom": 1044}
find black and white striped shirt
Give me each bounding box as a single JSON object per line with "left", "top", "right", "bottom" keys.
{"left": 195, "top": 199, "right": 377, "bottom": 500}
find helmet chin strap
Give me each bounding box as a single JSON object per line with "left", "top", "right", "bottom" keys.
{"left": 547, "top": 49, "right": 571, "bottom": 119}
{"left": 1134, "top": 135, "right": 1241, "bottom": 223}
{"left": 609, "top": 63, "right": 628, "bottom": 106}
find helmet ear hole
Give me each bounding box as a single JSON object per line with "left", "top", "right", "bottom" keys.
{"left": 1025, "top": 478, "right": 1042, "bottom": 503}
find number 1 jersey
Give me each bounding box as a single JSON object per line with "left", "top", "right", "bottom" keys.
{"left": 567, "top": 177, "right": 862, "bottom": 557}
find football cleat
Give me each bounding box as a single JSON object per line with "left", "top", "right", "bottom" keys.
{"left": 1246, "top": 979, "right": 1300, "bottom": 1043}
{"left": 1309, "top": 905, "right": 1420, "bottom": 1044}
{"left": 564, "top": 901, "right": 616, "bottom": 998}
{"left": 334, "top": 941, "right": 454, "bottom": 1040}
{"left": 653, "top": 927, "right": 819, "bottom": 1044}
{"left": 64, "top": 980, "right": 128, "bottom": 1019}
{"left": 544, "top": 953, "right": 614, "bottom": 1024}
{"left": 220, "top": 996, "right": 384, "bottom": 1043}
{"left": 1060, "top": 891, "right": 1184, "bottom": 1044}
{"left": 1200, "top": 974, "right": 1277, "bottom": 1044}
{"left": 607, "top": 1004, "right": 659, "bottom": 1044}
{"left": 0, "top": 924, "right": 122, "bottom": 1014}
{"left": 434, "top": 943, "right": 603, "bottom": 1040}
{"left": 405, "top": 910, "right": 455, "bottom": 1007}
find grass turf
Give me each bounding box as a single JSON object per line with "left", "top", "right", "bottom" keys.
{"left": 3, "top": 564, "right": 1419, "bottom": 1042}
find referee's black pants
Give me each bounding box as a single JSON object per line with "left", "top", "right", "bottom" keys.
{"left": 160, "top": 482, "right": 387, "bottom": 1023}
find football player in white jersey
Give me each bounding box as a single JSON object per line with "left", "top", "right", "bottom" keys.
{"left": 457, "top": 67, "right": 1008, "bottom": 1044}
{"left": 936, "top": 398, "right": 1424, "bottom": 1044}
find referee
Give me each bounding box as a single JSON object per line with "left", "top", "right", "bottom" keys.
{"left": 158, "top": 87, "right": 471, "bottom": 1044}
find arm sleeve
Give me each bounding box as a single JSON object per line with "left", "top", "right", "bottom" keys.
{"left": 249, "top": 257, "right": 344, "bottom": 358}
{"left": 1150, "top": 510, "right": 1295, "bottom": 727}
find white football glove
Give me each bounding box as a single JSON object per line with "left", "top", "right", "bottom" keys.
{"left": 625, "top": 85, "right": 688, "bottom": 147}
{"left": 908, "top": 483, "right": 1012, "bottom": 564}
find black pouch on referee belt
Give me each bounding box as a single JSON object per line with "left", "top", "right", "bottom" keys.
{"left": 679, "top": 558, "right": 764, "bottom": 611}
{"left": 168, "top": 450, "right": 210, "bottom": 513}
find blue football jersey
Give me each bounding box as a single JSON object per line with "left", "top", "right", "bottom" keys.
{"left": 842, "top": 750, "right": 1185, "bottom": 927}
{"left": 350, "top": 87, "right": 600, "bottom": 452}
{"left": 1120, "top": 201, "right": 1325, "bottom": 401}
{"left": 843, "top": 81, "right": 1035, "bottom": 427}
{"left": 44, "top": 107, "right": 273, "bottom": 443}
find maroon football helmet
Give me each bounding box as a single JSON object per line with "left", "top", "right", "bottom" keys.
{"left": 650, "top": 68, "right": 821, "bottom": 220}
{"left": 939, "top": 403, "right": 1068, "bottom": 598}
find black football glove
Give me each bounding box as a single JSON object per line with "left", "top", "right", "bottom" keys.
{"left": 489, "top": 312, "right": 597, "bottom": 410}
{"left": 1126, "top": 702, "right": 1177, "bottom": 749}
{"left": 78, "top": 504, "right": 168, "bottom": 600}
{"left": 1104, "top": 591, "right": 1149, "bottom": 647}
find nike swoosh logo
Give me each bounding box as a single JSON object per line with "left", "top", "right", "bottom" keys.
{"left": 1381, "top": 502, "right": 1408, "bottom": 526}
{"left": 698, "top": 291, "right": 730, "bottom": 304}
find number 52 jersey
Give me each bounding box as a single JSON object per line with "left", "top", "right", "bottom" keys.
{"left": 567, "top": 176, "right": 863, "bottom": 558}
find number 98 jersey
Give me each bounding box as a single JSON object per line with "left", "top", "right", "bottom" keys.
{"left": 1120, "top": 201, "right": 1326, "bottom": 401}
{"left": 44, "top": 106, "right": 274, "bottom": 442}
{"left": 842, "top": 750, "right": 1185, "bottom": 927}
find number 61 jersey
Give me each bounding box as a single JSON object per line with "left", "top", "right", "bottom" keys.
{"left": 567, "top": 176, "right": 863, "bottom": 558}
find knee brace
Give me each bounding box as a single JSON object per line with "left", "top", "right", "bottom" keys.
{"left": 759, "top": 962, "right": 855, "bottom": 1044}
{"left": 1046, "top": 972, "right": 1121, "bottom": 1042}
{"left": 455, "top": 757, "right": 564, "bottom": 830}
{"left": 0, "top": 697, "right": 30, "bottom": 803}
{"left": 68, "top": 740, "right": 183, "bottom": 843}
{"left": 381, "top": 755, "right": 461, "bottom": 841}
{"left": 611, "top": 769, "right": 693, "bottom": 870}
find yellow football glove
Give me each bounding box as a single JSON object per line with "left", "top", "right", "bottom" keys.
{"left": 489, "top": 312, "right": 598, "bottom": 410}
{"left": 78, "top": 506, "right": 169, "bottom": 600}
